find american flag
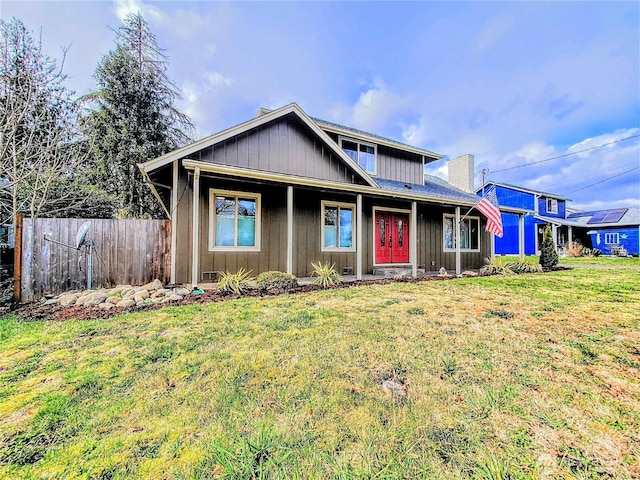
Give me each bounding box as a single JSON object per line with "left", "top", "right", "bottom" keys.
{"left": 475, "top": 187, "right": 503, "bottom": 237}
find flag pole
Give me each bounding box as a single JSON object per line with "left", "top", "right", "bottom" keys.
{"left": 460, "top": 184, "right": 495, "bottom": 223}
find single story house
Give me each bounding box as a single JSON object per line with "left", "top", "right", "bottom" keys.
{"left": 567, "top": 207, "right": 640, "bottom": 256}
{"left": 139, "top": 104, "right": 521, "bottom": 288}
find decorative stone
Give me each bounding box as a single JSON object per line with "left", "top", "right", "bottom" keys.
{"left": 58, "top": 294, "right": 78, "bottom": 307}
{"left": 115, "top": 299, "right": 136, "bottom": 308}
{"left": 84, "top": 292, "right": 108, "bottom": 306}
{"left": 462, "top": 270, "right": 478, "bottom": 277}
{"left": 106, "top": 296, "right": 120, "bottom": 304}
{"left": 44, "top": 298, "right": 59, "bottom": 305}
{"left": 142, "top": 279, "right": 163, "bottom": 291}
{"left": 98, "top": 302, "right": 115, "bottom": 310}
{"left": 172, "top": 287, "right": 190, "bottom": 296}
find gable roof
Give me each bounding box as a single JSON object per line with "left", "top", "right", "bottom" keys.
{"left": 139, "top": 103, "right": 379, "bottom": 188}
{"left": 478, "top": 181, "right": 570, "bottom": 201}
{"left": 257, "top": 107, "right": 444, "bottom": 161}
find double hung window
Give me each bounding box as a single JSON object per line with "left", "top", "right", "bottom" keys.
{"left": 322, "top": 201, "right": 355, "bottom": 251}
{"left": 209, "top": 189, "right": 260, "bottom": 251}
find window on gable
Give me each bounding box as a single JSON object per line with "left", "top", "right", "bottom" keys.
{"left": 209, "top": 189, "right": 261, "bottom": 251}
{"left": 546, "top": 198, "right": 558, "bottom": 214}
{"left": 340, "top": 137, "right": 376, "bottom": 175}
{"left": 604, "top": 232, "right": 619, "bottom": 244}
{"left": 443, "top": 214, "right": 480, "bottom": 251}
{"left": 322, "top": 201, "right": 355, "bottom": 251}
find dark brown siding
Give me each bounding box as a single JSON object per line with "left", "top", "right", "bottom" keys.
{"left": 194, "top": 115, "right": 367, "bottom": 186}
{"left": 173, "top": 171, "right": 490, "bottom": 283}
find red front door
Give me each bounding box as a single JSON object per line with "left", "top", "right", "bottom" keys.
{"left": 375, "top": 212, "right": 410, "bottom": 264}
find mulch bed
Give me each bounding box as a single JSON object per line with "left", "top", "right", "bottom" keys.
{"left": 7, "top": 275, "right": 455, "bottom": 322}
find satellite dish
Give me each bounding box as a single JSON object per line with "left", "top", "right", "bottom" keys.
{"left": 76, "top": 222, "right": 91, "bottom": 249}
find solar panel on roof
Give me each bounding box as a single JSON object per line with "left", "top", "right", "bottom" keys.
{"left": 586, "top": 208, "right": 628, "bottom": 224}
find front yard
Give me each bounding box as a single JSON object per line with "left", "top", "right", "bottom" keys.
{"left": 0, "top": 263, "right": 638, "bottom": 478}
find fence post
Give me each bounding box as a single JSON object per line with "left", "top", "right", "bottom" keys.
{"left": 13, "top": 212, "right": 23, "bottom": 302}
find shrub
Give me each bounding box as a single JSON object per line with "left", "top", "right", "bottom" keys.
{"left": 255, "top": 271, "right": 298, "bottom": 290}
{"left": 217, "top": 268, "right": 254, "bottom": 295}
{"left": 539, "top": 225, "right": 558, "bottom": 270}
{"left": 563, "top": 242, "right": 584, "bottom": 258}
{"left": 482, "top": 257, "right": 514, "bottom": 275}
{"left": 310, "top": 261, "right": 342, "bottom": 288}
{"left": 508, "top": 258, "right": 543, "bottom": 274}
{"left": 583, "top": 247, "right": 601, "bottom": 257}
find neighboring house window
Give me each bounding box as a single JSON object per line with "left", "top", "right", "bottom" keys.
{"left": 546, "top": 198, "right": 558, "bottom": 214}
{"left": 443, "top": 214, "right": 480, "bottom": 251}
{"left": 322, "top": 201, "right": 355, "bottom": 251}
{"left": 604, "top": 232, "right": 619, "bottom": 244}
{"left": 339, "top": 137, "right": 376, "bottom": 175}
{"left": 209, "top": 189, "right": 261, "bottom": 251}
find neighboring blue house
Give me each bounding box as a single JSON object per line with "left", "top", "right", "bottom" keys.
{"left": 477, "top": 182, "right": 575, "bottom": 255}
{"left": 568, "top": 207, "right": 640, "bottom": 256}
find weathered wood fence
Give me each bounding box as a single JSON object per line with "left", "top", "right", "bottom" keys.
{"left": 17, "top": 216, "right": 171, "bottom": 301}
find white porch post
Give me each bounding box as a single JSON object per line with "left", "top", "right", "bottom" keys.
{"left": 455, "top": 207, "right": 461, "bottom": 275}
{"left": 356, "top": 194, "right": 363, "bottom": 280}
{"left": 286, "top": 186, "right": 293, "bottom": 274}
{"left": 191, "top": 167, "right": 201, "bottom": 289}
{"left": 552, "top": 223, "right": 558, "bottom": 252}
{"left": 411, "top": 201, "right": 418, "bottom": 277}
{"left": 519, "top": 214, "right": 525, "bottom": 260}
{"left": 170, "top": 160, "right": 178, "bottom": 284}
{"left": 567, "top": 226, "right": 573, "bottom": 249}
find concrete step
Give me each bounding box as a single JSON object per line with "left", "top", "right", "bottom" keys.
{"left": 372, "top": 267, "right": 426, "bottom": 277}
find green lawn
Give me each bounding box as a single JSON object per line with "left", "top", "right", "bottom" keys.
{"left": 1, "top": 266, "right": 639, "bottom": 479}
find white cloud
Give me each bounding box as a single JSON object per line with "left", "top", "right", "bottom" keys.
{"left": 204, "top": 71, "right": 234, "bottom": 89}
{"left": 113, "top": 0, "right": 165, "bottom": 23}
{"left": 330, "top": 77, "right": 411, "bottom": 133}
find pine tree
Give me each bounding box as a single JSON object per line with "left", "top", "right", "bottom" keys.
{"left": 539, "top": 224, "right": 558, "bottom": 270}
{"left": 83, "top": 13, "right": 193, "bottom": 218}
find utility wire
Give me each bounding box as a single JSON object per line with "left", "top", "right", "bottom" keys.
{"left": 562, "top": 166, "right": 639, "bottom": 195}
{"left": 490, "top": 134, "right": 640, "bottom": 174}
{"left": 544, "top": 161, "right": 639, "bottom": 188}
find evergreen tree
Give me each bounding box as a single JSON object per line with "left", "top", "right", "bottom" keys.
{"left": 539, "top": 224, "right": 558, "bottom": 270}
{"left": 0, "top": 18, "right": 110, "bottom": 223}
{"left": 83, "top": 13, "right": 193, "bottom": 218}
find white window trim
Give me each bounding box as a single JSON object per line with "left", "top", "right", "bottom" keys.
{"left": 604, "top": 232, "right": 619, "bottom": 245}
{"left": 321, "top": 200, "right": 356, "bottom": 252}
{"left": 546, "top": 198, "right": 558, "bottom": 214}
{"left": 443, "top": 213, "right": 481, "bottom": 252}
{"left": 339, "top": 135, "right": 377, "bottom": 176}
{"left": 372, "top": 206, "right": 412, "bottom": 267}
{"left": 209, "top": 188, "right": 261, "bottom": 252}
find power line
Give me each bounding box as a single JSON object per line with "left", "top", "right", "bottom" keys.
{"left": 490, "top": 134, "right": 640, "bottom": 174}
{"left": 544, "top": 161, "right": 639, "bottom": 188}
{"left": 562, "top": 166, "right": 639, "bottom": 195}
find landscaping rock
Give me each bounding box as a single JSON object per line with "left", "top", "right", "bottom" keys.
{"left": 115, "top": 299, "right": 136, "bottom": 308}
{"left": 44, "top": 298, "right": 59, "bottom": 305}
{"left": 58, "top": 294, "right": 78, "bottom": 307}
{"left": 98, "top": 302, "right": 115, "bottom": 310}
{"left": 84, "top": 292, "right": 108, "bottom": 306}
{"left": 173, "top": 287, "right": 190, "bottom": 296}
{"left": 462, "top": 270, "right": 478, "bottom": 277}
{"left": 142, "top": 279, "right": 163, "bottom": 291}
{"left": 106, "top": 296, "right": 120, "bottom": 305}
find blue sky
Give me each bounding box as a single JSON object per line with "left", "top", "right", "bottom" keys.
{"left": 4, "top": 1, "right": 639, "bottom": 210}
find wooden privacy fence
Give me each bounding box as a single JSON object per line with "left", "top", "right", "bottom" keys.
{"left": 17, "top": 216, "right": 171, "bottom": 301}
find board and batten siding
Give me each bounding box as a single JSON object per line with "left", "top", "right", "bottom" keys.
{"left": 193, "top": 115, "right": 368, "bottom": 186}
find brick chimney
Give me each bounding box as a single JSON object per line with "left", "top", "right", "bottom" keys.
{"left": 448, "top": 154, "right": 475, "bottom": 193}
